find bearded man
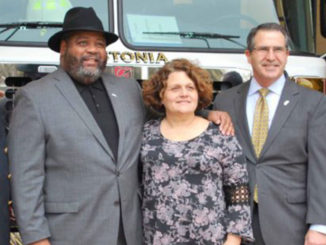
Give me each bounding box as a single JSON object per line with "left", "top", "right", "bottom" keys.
{"left": 8, "top": 7, "right": 145, "bottom": 245}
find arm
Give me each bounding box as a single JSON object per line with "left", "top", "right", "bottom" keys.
{"left": 305, "top": 95, "right": 326, "bottom": 245}
{"left": 220, "top": 135, "right": 253, "bottom": 243}
{"left": 8, "top": 89, "right": 51, "bottom": 244}
{"left": 224, "top": 233, "right": 241, "bottom": 245}
{"left": 305, "top": 230, "right": 326, "bottom": 245}
{"left": 30, "top": 239, "right": 51, "bottom": 245}
{"left": 198, "top": 109, "right": 234, "bottom": 135}
{"left": 211, "top": 91, "right": 235, "bottom": 135}
{"left": 207, "top": 110, "right": 234, "bottom": 135}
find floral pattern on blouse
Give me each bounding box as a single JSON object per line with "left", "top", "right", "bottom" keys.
{"left": 141, "top": 120, "right": 253, "bottom": 245}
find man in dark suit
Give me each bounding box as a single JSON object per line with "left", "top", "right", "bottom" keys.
{"left": 213, "top": 23, "right": 326, "bottom": 245}
{"left": 0, "top": 98, "right": 9, "bottom": 245}
{"left": 8, "top": 7, "right": 144, "bottom": 245}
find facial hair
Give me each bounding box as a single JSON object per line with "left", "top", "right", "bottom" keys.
{"left": 63, "top": 50, "right": 107, "bottom": 85}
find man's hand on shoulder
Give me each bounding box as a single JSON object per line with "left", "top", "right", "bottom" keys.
{"left": 29, "top": 238, "right": 51, "bottom": 245}
{"left": 207, "top": 110, "right": 234, "bottom": 136}
{"left": 305, "top": 230, "right": 326, "bottom": 245}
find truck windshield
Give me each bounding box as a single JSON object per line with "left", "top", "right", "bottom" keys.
{"left": 278, "top": 0, "right": 315, "bottom": 53}
{"left": 121, "top": 0, "right": 280, "bottom": 50}
{"left": 0, "top": 0, "right": 110, "bottom": 44}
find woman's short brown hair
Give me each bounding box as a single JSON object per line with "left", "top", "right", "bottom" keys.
{"left": 142, "top": 58, "right": 213, "bottom": 113}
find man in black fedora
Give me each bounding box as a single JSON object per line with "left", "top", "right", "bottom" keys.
{"left": 8, "top": 7, "right": 144, "bottom": 245}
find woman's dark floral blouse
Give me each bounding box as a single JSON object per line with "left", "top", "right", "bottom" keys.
{"left": 141, "top": 120, "right": 254, "bottom": 245}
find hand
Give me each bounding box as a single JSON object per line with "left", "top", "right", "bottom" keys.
{"left": 207, "top": 110, "right": 234, "bottom": 135}
{"left": 29, "top": 239, "right": 51, "bottom": 245}
{"left": 305, "top": 230, "right": 326, "bottom": 245}
{"left": 223, "top": 233, "right": 241, "bottom": 245}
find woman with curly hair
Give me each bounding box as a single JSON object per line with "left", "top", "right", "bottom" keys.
{"left": 141, "top": 58, "right": 253, "bottom": 245}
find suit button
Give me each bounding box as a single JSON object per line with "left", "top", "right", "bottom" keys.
{"left": 4, "top": 147, "right": 8, "bottom": 154}
{"left": 8, "top": 200, "right": 12, "bottom": 206}
{"left": 7, "top": 173, "right": 11, "bottom": 179}
{"left": 114, "top": 200, "right": 120, "bottom": 206}
{"left": 115, "top": 170, "right": 120, "bottom": 176}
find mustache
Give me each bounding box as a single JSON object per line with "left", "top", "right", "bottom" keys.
{"left": 80, "top": 54, "right": 101, "bottom": 63}
{"left": 262, "top": 61, "right": 279, "bottom": 65}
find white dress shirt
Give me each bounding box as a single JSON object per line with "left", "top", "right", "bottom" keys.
{"left": 246, "top": 75, "right": 326, "bottom": 235}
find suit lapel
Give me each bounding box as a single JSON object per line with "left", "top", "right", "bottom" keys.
{"left": 260, "top": 79, "right": 299, "bottom": 157}
{"left": 234, "top": 82, "right": 257, "bottom": 163}
{"left": 102, "top": 74, "right": 125, "bottom": 165}
{"left": 53, "top": 69, "right": 115, "bottom": 161}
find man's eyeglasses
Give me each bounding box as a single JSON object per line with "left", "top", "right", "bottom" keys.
{"left": 252, "top": 46, "right": 288, "bottom": 55}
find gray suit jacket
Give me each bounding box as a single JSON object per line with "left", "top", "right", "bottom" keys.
{"left": 213, "top": 78, "right": 326, "bottom": 245}
{"left": 8, "top": 69, "right": 145, "bottom": 245}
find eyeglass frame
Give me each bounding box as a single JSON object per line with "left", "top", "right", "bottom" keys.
{"left": 251, "top": 46, "right": 289, "bottom": 55}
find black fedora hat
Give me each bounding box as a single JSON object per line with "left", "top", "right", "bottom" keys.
{"left": 48, "top": 7, "right": 118, "bottom": 52}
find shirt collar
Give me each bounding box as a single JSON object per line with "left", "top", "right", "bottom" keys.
{"left": 248, "top": 74, "right": 286, "bottom": 96}
{"left": 71, "top": 76, "right": 104, "bottom": 93}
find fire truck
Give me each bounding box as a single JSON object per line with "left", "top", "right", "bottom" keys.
{"left": 0, "top": 0, "right": 325, "bottom": 92}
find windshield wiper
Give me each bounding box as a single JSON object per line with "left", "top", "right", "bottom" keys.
{"left": 0, "top": 22, "right": 62, "bottom": 41}
{"left": 143, "top": 31, "right": 245, "bottom": 48}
